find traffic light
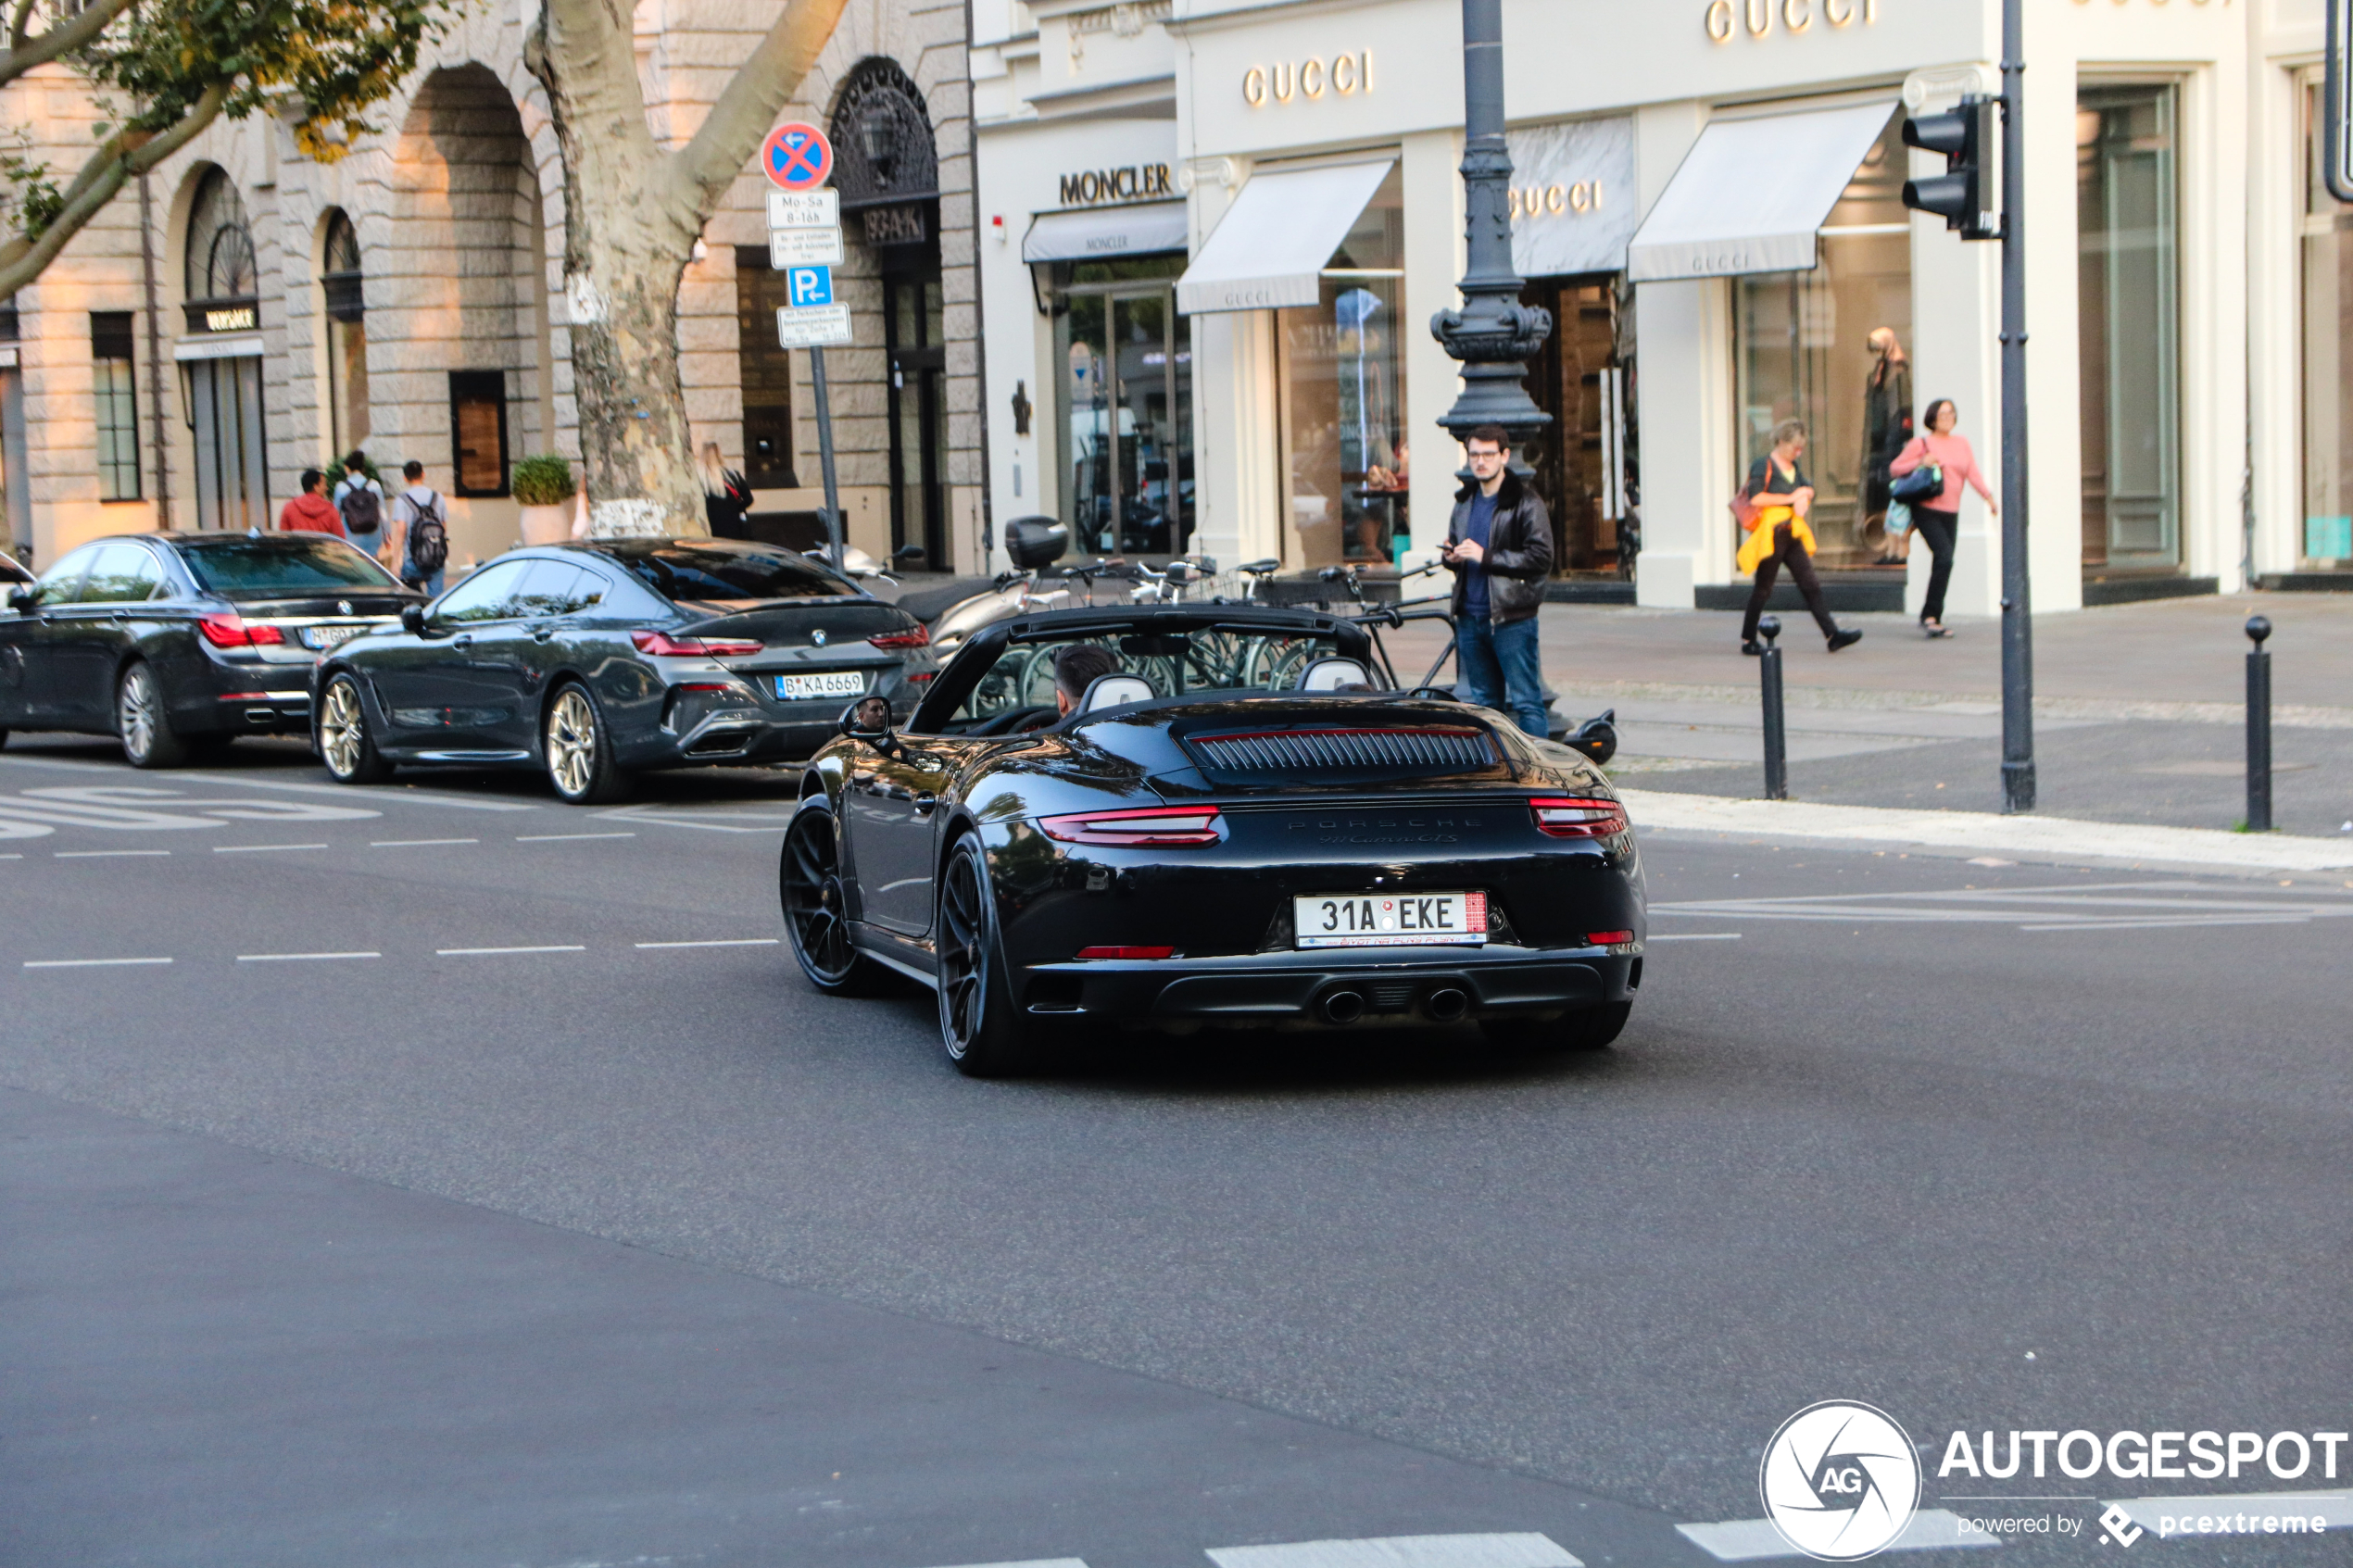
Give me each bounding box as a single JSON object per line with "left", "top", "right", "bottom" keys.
{"left": 1902, "top": 96, "right": 2000, "bottom": 241}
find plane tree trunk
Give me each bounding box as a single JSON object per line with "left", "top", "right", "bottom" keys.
{"left": 525, "top": 0, "right": 845, "bottom": 537}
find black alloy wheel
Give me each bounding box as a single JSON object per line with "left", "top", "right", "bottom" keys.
{"left": 117, "top": 662, "right": 188, "bottom": 769}
{"left": 934, "top": 833, "right": 1032, "bottom": 1077}
{"left": 543, "top": 681, "right": 629, "bottom": 804}
{"left": 779, "top": 799, "right": 888, "bottom": 995}
{"left": 1480, "top": 1000, "right": 1632, "bottom": 1055}
{"left": 318, "top": 672, "right": 395, "bottom": 784}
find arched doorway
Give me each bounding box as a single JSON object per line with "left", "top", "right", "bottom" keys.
{"left": 386, "top": 65, "right": 549, "bottom": 503}
{"left": 320, "top": 210, "right": 369, "bottom": 459}
{"left": 182, "top": 168, "right": 268, "bottom": 532}
{"left": 832, "top": 60, "right": 946, "bottom": 570}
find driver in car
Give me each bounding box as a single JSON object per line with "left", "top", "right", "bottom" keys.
{"left": 1052, "top": 644, "right": 1123, "bottom": 717}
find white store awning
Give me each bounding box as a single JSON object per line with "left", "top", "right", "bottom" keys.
{"left": 1627, "top": 101, "right": 1897, "bottom": 283}
{"left": 172, "top": 332, "right": 264, "bottom": 361}
{"left": 1176, "top": 159, "right": 1393, "bottom": 315}
{"left": 1023, "top": 200, "right": 1190, "bottom": 265}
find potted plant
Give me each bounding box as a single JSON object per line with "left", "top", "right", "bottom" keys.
{"left": 511, "top": 455, "right": 575, "bottom": 545}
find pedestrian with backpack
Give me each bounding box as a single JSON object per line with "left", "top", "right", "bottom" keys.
{"left": 387, "top": 459, "right": 451, "bottom": 596}
{"left": 333, "top": 452, "right": 384, "bottom": 545}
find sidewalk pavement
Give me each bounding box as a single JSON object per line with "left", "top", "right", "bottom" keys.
{"left": 1375, "top": 593, "right": 2353, "bottom": 852}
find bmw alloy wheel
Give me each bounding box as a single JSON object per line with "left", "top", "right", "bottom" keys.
{"left": 117, "top": 663, "right": 185, "bottom": 768}
{"left": 320, "top": 678, "right": 364, "bottom": 776}
{"left": 546, "top": 686, "right": 598, "bottom": 797}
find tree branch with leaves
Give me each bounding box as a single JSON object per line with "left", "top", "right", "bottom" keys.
{"left": 1, "top": 0, "right": 447, "bottom": 302}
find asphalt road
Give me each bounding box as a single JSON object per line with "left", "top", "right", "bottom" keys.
{"left": 4, "top": 734, "right": 2349, "bottom": 1568}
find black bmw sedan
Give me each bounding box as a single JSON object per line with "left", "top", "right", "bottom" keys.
{"left": 312, "top": 538, "right": 937, "bottom": 803}
{"left": 0, "top": 532, "right": 420, "bottom": 765}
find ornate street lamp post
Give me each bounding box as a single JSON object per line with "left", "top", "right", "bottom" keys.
{"left": 1431, "top": 0, "right": 1552, "bottom": 456}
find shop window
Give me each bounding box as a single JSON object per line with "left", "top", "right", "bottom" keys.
{"left": 2300, "top": 81, "right": 2353, "bottom": 570}
{"left": 1732, "top": 113, "right": 1913, "bottom": 568}
{"left": 2077, "top": 85, "right": 2180, "bottom": 573}
{"left": 1277, "top": 165, "right": 1409, "bottom": 570}
{"left": 90, "top": 312, "right": 140, "bottom": 502}
{"left": 1051, "top": 253, "right": 1194, "bottom": 559}
{"left": 734, "top": 245, "right": 799, "bottom": 490}
{"left": 1521, "top": 276, "right": 1632, "bottom": 576}
{"left": 448, "top": 370, "right": 509, "bottom": 496}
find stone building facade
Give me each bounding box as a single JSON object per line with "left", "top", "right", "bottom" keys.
{"left": 0, "top": 0, "right": 984, "bottom": 577}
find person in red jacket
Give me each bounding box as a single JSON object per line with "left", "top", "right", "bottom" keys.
{"left": 278, "top": 469, "right": 346, "bottom": 537}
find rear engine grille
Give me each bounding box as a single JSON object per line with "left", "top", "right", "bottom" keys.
{"left": 1188, "top": 727, "right": 1494, "bottom": 774}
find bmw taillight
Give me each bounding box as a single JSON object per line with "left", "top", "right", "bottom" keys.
{"left": 633, "top": 631, "right": 763, "bottom": 657}
{"left": 197, "top": 613, "right": 283, "bottom": 648}
{"left": 868, "top": 623, "right": 929, "bottom": 649}
{"left": 1529, "top": 796, "right": 1629, "bottom": 838}
{"left": 1038, "top": 805, "right": 1224, "bottom": 847}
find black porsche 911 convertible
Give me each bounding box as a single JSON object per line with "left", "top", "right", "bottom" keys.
{"left": 779, "top": 603, "right": 1645, "bottom": 1076}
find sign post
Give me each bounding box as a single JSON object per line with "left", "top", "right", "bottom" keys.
{"left": 761, "top": 123, "right": 847, "bottom": 569}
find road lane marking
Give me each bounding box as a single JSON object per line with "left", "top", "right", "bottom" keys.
{"left": 916, "top": 1561, "right": 1089, "bottom": 1568}
{"left": 371, "top": 837, "right": 480, "bottom": 847}
{"left": 23, "top": 957, "right": 173, "bottom": 969}
{"left": 1646, "top": 933, "right": 1743, "bottom": 942}
{"left": 435, "top": 945, "right": 587, "bottom": 956}
{"left": 634, "top": 938, "right": 781, "bottom": 948}
{"left": 237, "top": 951, "right": 381, "bottom": 962}
{"left": 1207, "top": 1536, "right": 1582, "bottom": 1568}
{"left": 55, "top": 849, "right": 170, "bottom": 858}
{"left": 0, "top": 753, "right": 540, "bottom": 809}
{"left": 516, "top": 832, "right": 636, "bottom": 842}
{"left": 213, "top": 843, "right": 330, "bottom": 854}
{"left": 1678, "top": 1511, "right": 1991, "bottom": 1561}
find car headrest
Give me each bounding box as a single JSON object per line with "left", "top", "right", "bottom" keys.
{"left": 1296, "top": 657, "right": 1374, "bottom": 692}
{"left": 1080, "top": 672, "right": 1157, "bottom": 711}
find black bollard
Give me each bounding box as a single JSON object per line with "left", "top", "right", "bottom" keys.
{"left": 2246, "top": 615, "right": 2273, "bottom": 834}
{"left": 1758, "top": 614, "right": 1788, "bottom": 801}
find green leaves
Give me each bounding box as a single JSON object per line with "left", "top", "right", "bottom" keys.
{"left": 81, "top": 0, "right": 451, "bottom": 163}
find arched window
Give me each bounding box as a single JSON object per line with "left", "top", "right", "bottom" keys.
{"left": 319, "top": 209, "right": 369, "bottom": 457}
{"left": 181, "top": 168, "right": 265, "bottom": 530}
{"left": 184, "top": 169, "right": 258, "bottom": 305}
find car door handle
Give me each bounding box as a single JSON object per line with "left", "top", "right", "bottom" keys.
{"left": 532, "top": 626, "right": 554, "bottom": 643}
{"left": 452, "top": 634, "right": 473, "bottom": 649}
{"left": 913, "top": 793, "right": 937, "bottom": 815}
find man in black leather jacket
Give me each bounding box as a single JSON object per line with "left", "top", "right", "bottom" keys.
{"left": 1441, "top": 425, "right": 1554, "bottom": 736}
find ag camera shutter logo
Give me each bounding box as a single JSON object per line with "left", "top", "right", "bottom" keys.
{"left": 1760, "top": 1400, "right": 1922, "bottom": 1561}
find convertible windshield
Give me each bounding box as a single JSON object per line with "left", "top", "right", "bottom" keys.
{"left": 945, "top": 625, "right": 1350, "bottom": 732}
{"left": 177, "top": 536, "right": 403, "bottom": 595}
{"left": 615, "top": 545, "right": 859, "bottom": 604}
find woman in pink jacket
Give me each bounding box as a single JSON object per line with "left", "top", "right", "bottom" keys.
{"left": 1888, "top": 398, "right": 1998, "bottom": 638}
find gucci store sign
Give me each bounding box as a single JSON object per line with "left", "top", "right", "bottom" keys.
{"left": 1507, "top": 117, "right": 1638, "bottom": 279}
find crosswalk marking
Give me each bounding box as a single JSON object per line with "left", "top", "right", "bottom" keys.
{"left": 1207, "top": 1533, "right": 1581, "bottom": 1568}
{"left": 1653, "top": 879, "right": 2353, "bottom": 933}
{"left": 1677, "top": 1511, "right": 1994, "bottom": 1562}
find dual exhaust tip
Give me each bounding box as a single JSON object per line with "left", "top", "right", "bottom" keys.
{"left": 1317, "top": 985, "right": 1469, "bottom": 1025}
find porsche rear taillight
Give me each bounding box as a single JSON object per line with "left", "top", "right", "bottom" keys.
{"left": 1038, "top": 805, "right": 1224, "bottom": 847}
{"left": 633, "top": 631, "right": 763, "bottom": 657}
{"left": 197, "top": 613, "right": 283, "bottom": 648}
{"left": 1529, "top": 796, "right": 1629, "bottom": 838}
{"left": 1076, "top": 946, "right": 1175, "bottom": 960}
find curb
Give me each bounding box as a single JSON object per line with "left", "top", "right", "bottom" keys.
{"left": 1618, "top": 789, "right": 2353, "bottom": 874}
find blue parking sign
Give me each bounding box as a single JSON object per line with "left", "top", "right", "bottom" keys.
{"left": 787, "top": 265, "right": 834, "bottom": 308}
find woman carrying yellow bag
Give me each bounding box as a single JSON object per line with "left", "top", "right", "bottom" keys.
{"left": 1736, "top": 420, "right": 1863, "bottom": 657}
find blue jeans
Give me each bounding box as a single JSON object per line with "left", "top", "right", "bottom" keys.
{"left": 404, "top": 565, "right": 445, "bottom": 598}
{"left": 1456, "top": 613, "right": 1548, "bottom": 737}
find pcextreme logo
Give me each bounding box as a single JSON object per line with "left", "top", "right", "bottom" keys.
{"left": 1759, "top": 1401, "right": 1922, "bottom": 1562}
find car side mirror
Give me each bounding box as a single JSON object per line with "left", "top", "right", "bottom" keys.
{"left": 839, "top": 696, "right": 895, "bottom": 745}
{"left": 7, "top": 588, "right": 35, "bottom": 614}
{"left": 399, "top": 605, "right": 427, "bottom": 635}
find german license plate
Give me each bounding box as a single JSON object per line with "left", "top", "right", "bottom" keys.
{"left": 775, "top": 670, "right": 868, "bottom": 701}
{"left": 300, "top": 624, "right": 363, "bottom": 650}
{"left": 1294, "top": 891, "right": 1487, "bottom": 948}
